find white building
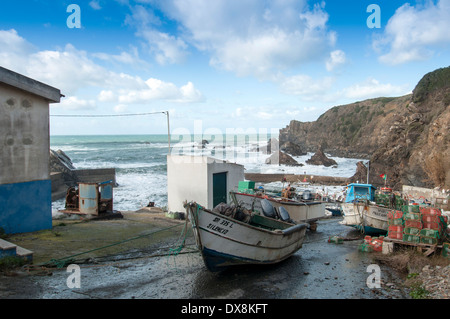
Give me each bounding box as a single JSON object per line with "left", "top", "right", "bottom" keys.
{"left": 167, "top": 155, "right": 244, "bottom": 213}
{"left": 0, "top": 66, "right": 61, "bottom": 234}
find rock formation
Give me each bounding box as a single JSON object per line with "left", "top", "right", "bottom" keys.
{"left": 279, "top": 66, "right": 450, "bottom": 189}
{"left": 265, "top": 151, "right": 303, "bottom": 166}
{"left": 349, "top": 161, "right": 368, "bottom": 183}
{"left": 252, "top": 138, "right": 279, "bottom": 154}
{"left": 306, "top": 148, "right": 337, "bottom": 167}
{"left": 280, "top": 141, "right": 305, "bottom": 156}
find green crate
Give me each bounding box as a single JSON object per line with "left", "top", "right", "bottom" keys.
{"left": 404, "top": 213, "right": 421, "bottom": 220}
{"left": 442, "top": 243, "right": 450, "bottom": 258}
{"left": 420, "top": 237, "right": 439, "bottom": 245}
{"left": 420, "top": 229, "right": 440, "bottom": 238}
{"left": 408, "top": 205, "right": 420, "bottom": 213}
{"left": 404, "top": 227, "right": 421, "bottom": 235}
{"left": 238, "top": 181, "right": 255, "bottom": 192}
{"left": 358, "top": 243, "right": 373, "bottom": 252}
{"left": 403, "top": 234, "right": 420, "bottom": 244}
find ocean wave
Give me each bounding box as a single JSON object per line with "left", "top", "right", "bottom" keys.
{"left": 50, "top": 134, "right": 361, "bottom": 211}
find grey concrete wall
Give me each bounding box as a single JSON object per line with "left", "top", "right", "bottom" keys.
{"left": 75, "top": 168, "right": 116, "bottom": 185}
{"left": 0, "top": 85, "right": 50, "bottom": 184}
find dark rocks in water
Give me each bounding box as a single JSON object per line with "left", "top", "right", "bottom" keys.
{"left": 265, "top": 151, "right": 303, "bottom": 166}
{"left": 280, "top": 141, "right": 306, "bottom": 156}
{"left": 197, "top": 139, "right": 209, "bottom": 149}
{"left": 252, "top": 138, "right": 279, "bottom": 154}
{"left": 306, "top": 148, "right": 337, "bottom": 167}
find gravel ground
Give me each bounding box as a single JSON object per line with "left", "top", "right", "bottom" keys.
{"left": 417, "top": 264, "right": 450, "bottom": 299}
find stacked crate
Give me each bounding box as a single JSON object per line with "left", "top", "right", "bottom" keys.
{"left": 402, "top": 204, "right": 422, "bottom": 244}
{"left": 419, "top": 207, "right": 447, "bottom": 245}
{"left": 387, "top": 210, "right": 404, "bottom": 240}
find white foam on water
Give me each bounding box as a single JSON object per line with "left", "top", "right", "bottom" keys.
{"left": 51, "top": 135, "right": 362, "bottom": 212}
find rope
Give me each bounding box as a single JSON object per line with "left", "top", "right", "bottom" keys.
{"left": 39, "top": 223, "right": 185, "bottom": 269}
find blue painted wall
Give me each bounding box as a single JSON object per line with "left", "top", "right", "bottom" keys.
{"left": 0, "top": 180, "right": 52, "bottom": 234}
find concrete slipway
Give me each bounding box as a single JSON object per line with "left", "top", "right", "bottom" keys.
{"left": 0, "top": 209, "right": 410, "bottom": 300}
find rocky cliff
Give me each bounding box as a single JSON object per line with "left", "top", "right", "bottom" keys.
{"left": 279, "top": 66, "right": 450, "bottom": 190}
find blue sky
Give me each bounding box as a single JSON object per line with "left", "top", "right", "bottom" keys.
{"left": 1, "top": 0, "right": 449, "bottom": 136}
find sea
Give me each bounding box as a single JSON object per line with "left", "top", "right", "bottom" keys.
{"left": 50, "top": 134, "right": 365, "bottom": 212}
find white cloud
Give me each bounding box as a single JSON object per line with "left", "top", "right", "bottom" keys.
{"left": 89, "top": 1, "right": 102, "bottom": 10}
{"left": 139, "top": 29, "right": 188, "bottom": 65}
{"left": 326, "top": 50, "right": 346, "bottom": 72}
{"left": 125, "top": 5, "right": 188, "bottom": 65}
{"left": 0, "top": 29, "right": 204, "bottom": 107}
{"left": 279, "top": 74, "right": 335, "bottom": 100}
{"left": 92, "top": 47, "right": 149, "bottom": 67}
{"left": 113, "top": 104, "right": 128, "bottom": 113}
{"left": 115, "top": 78, "right": 204, "bottom": 104}
{"left": 154, "top": 0, "right": 336, "bottom": 78}
{"left": 57, "top": 96, "right": 96, "bottom": 110}
{"left": 374, "top": 0, "right": 450, "bottom": 65}
{"left": 341, "top": 78, "right": 408, "bottom": 100}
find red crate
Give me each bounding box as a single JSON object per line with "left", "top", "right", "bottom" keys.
{"left": 421, "top": 208, "right": 441, "bottom": 216}
{"left": 422, "top": 222, "right": 442, "bottom": 231}
{"left": 422, "top": 215, "right": 440, "bottom": 223}
{"left": 404, "top": 220, "right": 423, "bottom": 229}
{"left": 388, "top": 225, "right": 403, "bottom": 233}
{"left": 388, "top": 231, "right": 403, "bottom": 240}
{"left": 388, "top": 211, "right": 403, "bottom": 220}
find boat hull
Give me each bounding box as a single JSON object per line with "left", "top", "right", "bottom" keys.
{"left": 232, "top": 192, "right": 326, "bottom": 224}
{"left": 340, "top": 202, "right": 390, "bottom": 235}
{"left": 185, "top": 203, "right": 307, "bottom": 272}
{"left": 325, "top": 207, "right": 342, "bottom": 216}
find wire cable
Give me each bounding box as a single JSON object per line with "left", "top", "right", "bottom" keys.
{"left": 50, "top": 111, "right": 167, "bottom": 117}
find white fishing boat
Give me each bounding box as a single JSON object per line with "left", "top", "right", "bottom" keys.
{"left": 184, "top": 201, "right": 307, "bottom": 272}
{"left": 340, "top": 183, "right": 392, "bottom": 235}
{"left": 230, "top": 191, "right": 326, "bottom": 231}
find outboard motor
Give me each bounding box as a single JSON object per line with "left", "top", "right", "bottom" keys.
{"left": 261, "top": 199, "right": 277, "bottom": 218}
{"left": 303, "top": 190, "right": 311, "bottom": 200}
{"left": 278, "top": 206, "right": 293, "bottom": 223}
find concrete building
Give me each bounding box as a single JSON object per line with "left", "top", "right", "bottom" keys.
{"left": 167, "top": 155, "right": 244, "bottom": 213}
{"left": 0, "top": 67, "right": 61, "bottom": 234}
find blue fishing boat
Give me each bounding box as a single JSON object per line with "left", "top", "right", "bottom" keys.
{"left": 340, "top": 183, "right": 390, "bottom": 235}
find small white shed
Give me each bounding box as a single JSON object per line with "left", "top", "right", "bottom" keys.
{"left": 167, "top": 155, "right": 244, "bottom": 213}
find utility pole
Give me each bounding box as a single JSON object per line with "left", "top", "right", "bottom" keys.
{"left": 165, "top": 111, "right": 171, "bottom": 154}
{"left": 367, "top": 160, "right": 370, "bottom": 184}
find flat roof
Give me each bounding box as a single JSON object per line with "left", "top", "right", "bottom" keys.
{"left": 0, "top": 66, "right": 61, "bottom": 103}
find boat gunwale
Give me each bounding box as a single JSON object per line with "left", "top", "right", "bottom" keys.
{"left": 232, "top": 191, "right": 324, "bottom": 207}
{"left": 188, "top": 202, "right": 305, "bottom": 237}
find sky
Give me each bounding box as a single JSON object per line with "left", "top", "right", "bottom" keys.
{"left": 0, "top": 0, "right": 449, "bottom": 136}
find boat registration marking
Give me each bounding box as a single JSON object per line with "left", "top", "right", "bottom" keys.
{"left": 205, "top": 217, "right": 235, "bottom": 235}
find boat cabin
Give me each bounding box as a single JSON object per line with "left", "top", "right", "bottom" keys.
{"left": 344, "top": 183, "right": 376, "bottom": 203}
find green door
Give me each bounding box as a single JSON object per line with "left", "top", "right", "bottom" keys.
{"left": 213, "top": 172, "right": 227, "bottom": 207}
